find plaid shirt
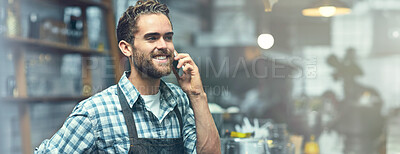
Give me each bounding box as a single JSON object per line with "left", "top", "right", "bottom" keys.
{"left": 35, "top": 72, "right": 197, "bottom": 154}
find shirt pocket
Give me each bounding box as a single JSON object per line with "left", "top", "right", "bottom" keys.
{"left": 113, "top": 144, "right": 128, "bottom": 153}
{"left": 95, "top": 137, "right": 129, "bottom": 153}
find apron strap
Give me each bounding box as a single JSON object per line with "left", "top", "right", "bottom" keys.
{"left": 117, "top": 85, "right": 138, "bottom": 148}
{"left": 173, "top": 105, "right": 183, "bottom": 133}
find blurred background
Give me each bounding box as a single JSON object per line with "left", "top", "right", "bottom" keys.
{"left": 0, "top": 0, "right": 399, "bottom": 153}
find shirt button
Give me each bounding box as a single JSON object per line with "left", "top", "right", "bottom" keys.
{"left": 160, "top": 131, "right": 166, "bottom": 137}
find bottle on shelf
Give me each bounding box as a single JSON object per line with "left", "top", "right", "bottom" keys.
{"left": 6, "top": 0, "right": 20, "bottom": 37}
{"left": 67, "top": 15, "right": 83, "bottom": 46}
{"left": 28, "top": 13, "right": 39, "bottom": 39}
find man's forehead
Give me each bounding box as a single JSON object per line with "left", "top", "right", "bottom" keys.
{"left": 136, "top": 13, "right": 172, "bottom": 34}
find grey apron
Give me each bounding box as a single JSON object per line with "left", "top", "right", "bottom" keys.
{"left": 117, "top": 85, "right": 185, "bottom": 154}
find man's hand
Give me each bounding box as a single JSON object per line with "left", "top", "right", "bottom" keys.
{"left": 172, "top": 51, "right": 204, "bottom": 96}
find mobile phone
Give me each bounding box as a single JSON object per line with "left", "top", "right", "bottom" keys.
{"left": 173, "top": 52, "right": 184, "bottom": 76}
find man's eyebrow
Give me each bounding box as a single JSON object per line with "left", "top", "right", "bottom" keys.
{"left": 144, "top": 32, "right": 160, "bottom": 37}
{"left": 165, "top": 32, "right": 174, "bottom": 36}
{"left": 143, "top": 32, "right": 174, "bottom": 37}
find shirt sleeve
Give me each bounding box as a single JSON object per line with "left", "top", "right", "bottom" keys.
{"left": 181, "top": 92, "right": 198, "bottom": 154}
{"left": 34, "top": 103, "right": 96, "bottom": 154}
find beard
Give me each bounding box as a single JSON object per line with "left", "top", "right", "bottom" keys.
{"left": 132, "top": 49, "right": 173, "bottom": 79}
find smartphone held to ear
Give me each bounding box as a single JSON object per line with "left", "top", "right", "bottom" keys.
{"left": 173, "top": 52, "right": 184, "bottom": 76}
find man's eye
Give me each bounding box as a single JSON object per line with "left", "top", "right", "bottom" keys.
{"left": 165, "top": 36, "right": 173, "bottom": 41}
{"left": 147, "top": 37, "right": 157, "bottom": 40}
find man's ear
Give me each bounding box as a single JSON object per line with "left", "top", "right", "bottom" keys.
{"left": 118, "top": 40, "right": 133, "bottom": 57}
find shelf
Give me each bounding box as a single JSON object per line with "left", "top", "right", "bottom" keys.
{"left": 4, "top": 0, "right": 117, "bottom": 153}
{"left": 1, "top": 96, "right": 89, "bottom": 103}
{"left": 0, "top": 36, "right": 108, "bottom": 56}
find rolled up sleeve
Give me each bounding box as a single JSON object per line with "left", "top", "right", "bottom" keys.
{"left": 35, "top": 104, "right": 96, "bottom": 154}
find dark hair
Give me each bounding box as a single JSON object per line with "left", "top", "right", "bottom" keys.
{"left": 116, "top": 0, "right": 171, "bottom": 44}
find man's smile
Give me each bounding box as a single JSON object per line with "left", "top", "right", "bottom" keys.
{"left": 152, "top": 53, "right": 172, "bottom": 64}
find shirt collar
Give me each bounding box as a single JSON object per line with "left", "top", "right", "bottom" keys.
{"left": 117, "top": 71, "right": 178, "bottom": 108}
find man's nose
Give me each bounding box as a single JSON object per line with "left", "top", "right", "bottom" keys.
{"left": 156, "top": 38, "right": 167, "bottom": 49}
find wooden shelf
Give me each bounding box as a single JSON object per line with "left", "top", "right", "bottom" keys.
{"left": 0, "top": 36, "right": 108, "bottom": 55}
{"left": 2, "top": 96, "right": 89, "bottom": 103}
{"left": 4, "top": 0, "right": 118, "bottom": 153}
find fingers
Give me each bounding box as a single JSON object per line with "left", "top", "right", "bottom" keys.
{"left": 173, "top": 52, "right": 199, "bottom": 81}
{"left": 174, "top": 53, "right": 190, "bottom": 62}
{"left": 182, "top": 63, "right": 194, "bottom": 74}
{"left": 173, "top": 52, "right": 186, "bottom": 60}
{"left": 177, "top": 57, "right": 194, "bottom": 68}
{"left": 174, "top": 53, "right": 196, "bottom": 69}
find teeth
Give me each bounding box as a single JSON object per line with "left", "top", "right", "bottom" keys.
{"left": 155, "top": 56, "right": 166, "bottom": 60}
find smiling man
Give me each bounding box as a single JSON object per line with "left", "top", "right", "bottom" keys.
{"left": 35, "top": 0, "right": 220, "bottom": 153}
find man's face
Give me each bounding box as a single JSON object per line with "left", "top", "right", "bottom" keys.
{"left": 132, "top": 13, "right": 174, "bottom": 78}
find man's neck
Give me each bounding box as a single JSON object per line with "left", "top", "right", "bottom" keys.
{"left": 128, "top": 69, "right": 160, "bottom": 95}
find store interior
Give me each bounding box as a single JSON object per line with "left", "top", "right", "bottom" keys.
{"left": 0, "top": 0, "right": 400, "bottom": 153}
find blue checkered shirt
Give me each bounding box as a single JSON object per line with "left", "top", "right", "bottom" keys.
{"left": 35, "top": 72, "right": 197, "bottom": 153}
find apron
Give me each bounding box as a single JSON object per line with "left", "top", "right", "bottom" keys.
{"left": 117, "top": 85, "right": 185, "bottom": 154}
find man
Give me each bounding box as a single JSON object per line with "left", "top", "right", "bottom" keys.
{"left": 35, "top": 0, "right": 220, "bottom": 153}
